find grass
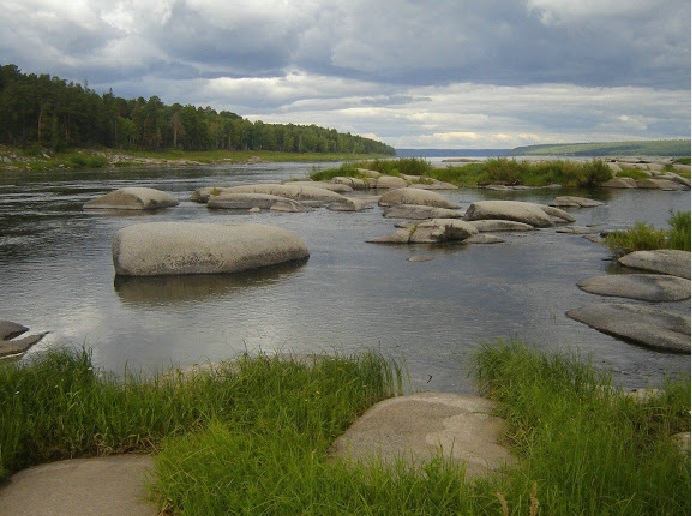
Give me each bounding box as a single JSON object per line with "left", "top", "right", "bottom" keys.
{"left": 615, "top": 166, "right": 650, "bottom": 180}
{"left": 605, "top": 210, "right": 691, "bottom": 254}
{"left": 311, "top": 158, "right": 613, "bottom": 188}
{"left": 2, "top": 343, "right": 688, "bottom": 514}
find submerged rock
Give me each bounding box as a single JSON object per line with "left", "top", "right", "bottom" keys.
{"left": 468, "top": 220, "right": 536, "bottom": 232}
{"left": 113, "top": 221, "right": 310, "bottom": 276}
{"left": 367, "top": 219, "right": 478, "bottom": 245}
{"left": 549, "top": 196, "right": 603, "bottom": 208}
{"left": 84, "top": 187, "right": 179, "bottom": 210}
{"left": 378, "top": 188, "right": 459, "bottom": 209}
{"left": 618, "top": 250, "right": 691, "bottom": 279}
{"left": 566, "top": 303, "right": 690, "bottom": 353}
{"left": 577, "top": 274, "right": 690, "bottom": 302}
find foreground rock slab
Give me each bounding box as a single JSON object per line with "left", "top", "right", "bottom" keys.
{"left": 84, "top": 187, "right": 179, "bottom": 210}
{"left": 577, "top": 274, "right": 691, "bottom": 302}
{"left": 618, "top": 250, "right": 691, "bottom": 279}
{"left": 566, "top": 303, "right": 691, "bottom": 353}
{"left": 0, "top": 320, "right": 47, "bottom": 358}
{"left": 113, "top": 222, "right": 309, "bottom": 276}
{"left": 0, "top": 455, "right": 156, "bottom": 516}
{"left": 330, "top": 393, "right": 515, "bottom": 478}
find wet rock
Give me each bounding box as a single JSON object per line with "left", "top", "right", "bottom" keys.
{"left": 330, "top": 393, "right": 515, "bottom": 478}
{"left": 406, "top": 255, "right": 434, "bottom": 263}
{"left": 378, "top": 187, "right": 459, "bottom": 209}
{"left": 372, "top": 176, "right": 408, "bottom": 189}
{"left": 468, "top": 220, "right": 536, "bottom": 232}
{"left": 464, "top": 201, "right": 554, "bottom": 228}
{"left": 367, "top": 219, "right": 478, "bottom": 245}
{"left": 207, "top": 193, "right": 290, "bottom": 210}
{"left": 191, "top": 186, "right": 230, "bottom": 203}
{"left": 84, "top": 187, "right": 179, "bottom": 210}
{"left": 0, "top": 321, "right": 47, "bottom": 358}
{"left": 327, "top": 197, "right": 374, "bottom": 212}
{"left": 618, "top": 250, "right": 691, "bottom": 279}
{"left": 223, "top": 184, "right": 344, "bottom": 205}
{"left": 541, "top": 205, "right": 576, "bottom": 223}
{"left": 113, "top": 221, "right": 310, "bottom": 276}
{"left": 382, "top": 204, "right": 463, "bottom": 220}
{"left": 464, "top": 234, "right": 504, "bottom": 244}
{"left": 602, "top": 177, "right": 637, "bottom": 188}
{"left": 576, "top": 274, "right": 690, "bottom": 302}
{"left": 636, "top": 178, "right": 687, "bottom": 190}
{"left": 566, "top": 303, "right": 690, "bottom": 353}
{"left": 281, "top": 180, "right": 353, "bottom": 193}
{"left": 549, "top": 196, "right": 603, "bottom": 208}
{"left": 269, "top": 200, "right": 311, "bottom": 213}
{"left": 408, "top": 180, "right": 458, "bottom": 190}
{"left": 331, "top": 177, "right": 369, "bottom": 190}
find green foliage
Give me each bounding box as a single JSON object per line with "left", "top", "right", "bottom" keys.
{"left": 673, "top": 157, "right": 691, "bottom": 165}
{"left": 616, "top": 166, "right": 650, "bottom": 180}
{"left": 513, "top": 140, "right": 691, "bottom": 157}
{"left": 473, "top": 340, "right": 690, "bottom": 515}
{"left": 0, "top": 64, "right": 395, "bottom": 155}
{"left": 605, "top": 211, "right": 691, "bottom": 253}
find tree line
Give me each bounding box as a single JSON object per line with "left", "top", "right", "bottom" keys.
{"left": 0, "top": 64, "right": 395, "bottom": 155}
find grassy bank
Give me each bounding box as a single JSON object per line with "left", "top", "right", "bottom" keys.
{"left": 605, "top": 211, "right": 691, "bottom": 254}
{"left": 1, "top": 344, "right": 688, "bottom": 514}
{"left": 0, "top": 146, "right": 391, "bottom": 173}
{"left": 311, "top": 157, "right": 614, "bottom": 188}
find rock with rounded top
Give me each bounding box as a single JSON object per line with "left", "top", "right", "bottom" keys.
{"left": 464, "top": 201, "right": 554, "bottom": 228}
{"left": 378, "top": 187, "right": 459, "bottom": 209}
{"left": 207, "top": 193, "right": 291, "bottom": 210}
{"left": 383, "top": 204, "right": 463, "bottom": 220}
{"left": 327, "top": 197, "right": 374, "bottom": 212}
{"left": 602, "top": 177, "right": 637, "bottom": 188}
{"left": 331, "top": 177, "right": 369, "bottom": 190}
{"left": 566, "top": 303, "right": 690, "bottom": 353}
{"left": 330, "top": 393, "right": 515, "bottom": 478}
{"left": 541, "top": 205, "right": 576, "bottom": 223}
{"left": 113, "top": 221, "right": 310, "bottom": 276}
{"left": 468, "top": 220, "right": 536, "bottom": 232}
{"left": 408, "top": 180, "right": 458, "bottom": 190}
{"left": 577, "top": 274, "right": 690, "bottom": 302}
{"left": 550, "top": 196, "right": 603, "bottom": 208}
{"left": 367, "top": 219, "right": 478, "bottom": 244}
{"left": 223, "top": 184, "right": 344, "bottom": 205}
{"left": 269, "top": 200, "right": 310, "bottom": 213}
{"left": 373, "top": 176, "right": 408, "bottom": 189}
{"left": 84, "top": 187, "right": 179, "bottom": 210}
{"left": 636, "top": 178, "right": 687, "bottom": 190}
{"left": 618, "top": 250, "right": 691, "bottom": 279}
{"left": 282, "top": 180, "right": 353, "bottom": 193}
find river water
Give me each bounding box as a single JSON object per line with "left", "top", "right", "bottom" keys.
{"left": 0, "top": 161, "right": 689, "bottom": 392}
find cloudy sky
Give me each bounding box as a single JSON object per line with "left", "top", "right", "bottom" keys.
{"left": 2, "top": 0, "right": 690, "bottom": 149}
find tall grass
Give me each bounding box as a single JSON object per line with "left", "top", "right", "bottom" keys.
{"left": 605, "top": 210, "right": 691, "bottom": 253}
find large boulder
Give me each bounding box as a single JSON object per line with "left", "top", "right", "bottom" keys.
{"left": 84, "top": 187, "right": 179, "bottom": 210}
{"left": 549, "top": 196, "right": 603, "bottom": 208}
{"left": 222, "top": 184, "right": 344, "bottom": 205}
{"left": 207, "top": 193, "right": 290, "bottom": 210}
{"left": 367, "top": 219, "right": 478, "bottom": 244}
{"left": 464, "top": 201, "right": 554, "bottom": 228}
{"left": 577, "top": 274, "right": 690, "bottom": 302}
{"left": 383, "top": 204, "right": 463, "bottom": 220}
{"left": 113, "top": 222, "right": 309, "bottom": 276}
{"left": 378, "top": 188, "right": 459, "bottom": 209}
{"left": 602, "top": 177, "right": 637, "bottom": 188}
{"left": 618, "top": 250, "right": 691, "bottom": 279}
{"left": 372, "top": 176, "right": 408, "bottom": 189}
{"left": 566, "top": 303, "right": 690, "bottom": 353}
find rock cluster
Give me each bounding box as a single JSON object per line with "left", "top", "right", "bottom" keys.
{"left": 0, "top": 321, "right": 47, "bottom": 357}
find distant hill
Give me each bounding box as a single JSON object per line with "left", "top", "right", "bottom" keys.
{"left": 511, "top": 140, "right": 691, "bottom": 157}
{"left": 396, "top": 148, "right": 510, "bottom": 157}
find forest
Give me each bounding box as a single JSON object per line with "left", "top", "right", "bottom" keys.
{"left": 0, "top": 64, "right": 395, "bottom": 155}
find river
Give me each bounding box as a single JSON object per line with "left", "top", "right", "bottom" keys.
{"left": 0, "top": 161, "right": 689, "bottom": 392}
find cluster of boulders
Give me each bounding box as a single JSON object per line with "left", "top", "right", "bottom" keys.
{"left": 604, "top": 160, "right": 691, "bottom": 190}
{"left": 567, "top": 249, "right": 691, "bottom": 353}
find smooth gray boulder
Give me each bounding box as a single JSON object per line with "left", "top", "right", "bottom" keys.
{"left": 207, "top": 193, "right": 290, "bottom": 210}
{"left": 408, "top": 180, "right": 458, "bottom": 190}
{"left": 191, "top": 186, "right": 231, "bottom": 203}
{"left": 327, "top": 197, "right": 374, "bottom": 212}
{"left": 383, "top": 204, "right": 463, "bottom": 220}
{"left": 577, "top": 274, "right": 691, "bottom": 302}
{"left": 468, "top": 220, "right": 536, "bottom": 232}
{"left": 464, "top": 201, "right": 554, "bottom": 228}
{"left": 618, "top": 250, "right": 691, "bottom": 279}
{"left": 378, "top": 188, "right": 459, "bottom": 209}
{"left": 113, "top": 222, "right": 309, "bottom": 276}
{"left": 541, "top": 205, "right": 576, "bottom": 223}
{"left": 602, "top": 177, "right": 637, "bottom": 188}
{"left": 566, "top": 303, "right": 690, "bottom": 353}
{"left": 330, "top": 393, "right": 515, "bottom": 478}
{"left": 367, "top": 219, "right": 478, "bottom": 245}
{"left": 373, "top": 176, "right": 408, "bottom": 189}
{"left": 223, "top": 184, "right": 344, "bottom": 205}
{"left": 281, "top": 180, "right": 353, "bottom": 193}
{"left": 0, "top": 320, "right": 47, "bottom": 358}
{"left": 84, "top": 187, "right": 179, "bottom": 210}
{"left": 636, "top": 178, "right": 687, "bottom": 190}
{"left": 550, "top": 196, "right": 603, "bottom": 208}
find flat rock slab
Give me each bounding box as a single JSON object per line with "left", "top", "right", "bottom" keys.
{"left": 577, "top": 274, "right": 691, "bottom": 301}
{"left": 84, "top": 187, "right": 178, "bottom": 210}
{"left": 465, "top": 201, "right": 556, "bottom": 228}
{"left": 383, "top": 204, "right": 463, "bottom": 220}
{"left": 0, "top": 455, "right": 157, "bottom": 516}
{"left": 618, "top": 250, "right": 691, "bottom": 279}
{"left": 113, "top": 222, "right": 309, "bottom": 276}
{"left": 566, "top": 303, "right": 691, "bottom": 353}
{"left": 330, "top": 393, "right": 515, "bottom": 478}
{"left": 378, "top": 188, "right": 459, "bottom": 209}
{"left": 0, "top": 320, "right": 27, "bottom": 341}
{"left": 468, "top": 220, "right": 536, "bottom": 232}
{"left": 550, "top": 196, "right": 603, "bottom": 208}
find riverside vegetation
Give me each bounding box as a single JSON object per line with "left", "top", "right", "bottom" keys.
{"left": 0, "top": 343, "right": 688, "bottom": 514}
{"left": 605, "top": 211, "right": 691, "bottom": 254}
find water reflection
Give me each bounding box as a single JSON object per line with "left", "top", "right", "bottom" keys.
{"left": 114, "top": 259, "right": 308, "bottom": 306}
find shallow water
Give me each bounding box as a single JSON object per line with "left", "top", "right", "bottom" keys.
{"left": 0, "top": 163, "right": 689, "bottom": 392}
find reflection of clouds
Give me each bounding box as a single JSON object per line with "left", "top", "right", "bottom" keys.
{"left": 113, "top": 259, "right": 308, "bottom": 306}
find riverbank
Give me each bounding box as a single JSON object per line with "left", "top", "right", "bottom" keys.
{"left": 0, "top": 344, "right": 688, "bottom": 514}
{"left": 0, "top": 145, "right": 392, "bottom": 173}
